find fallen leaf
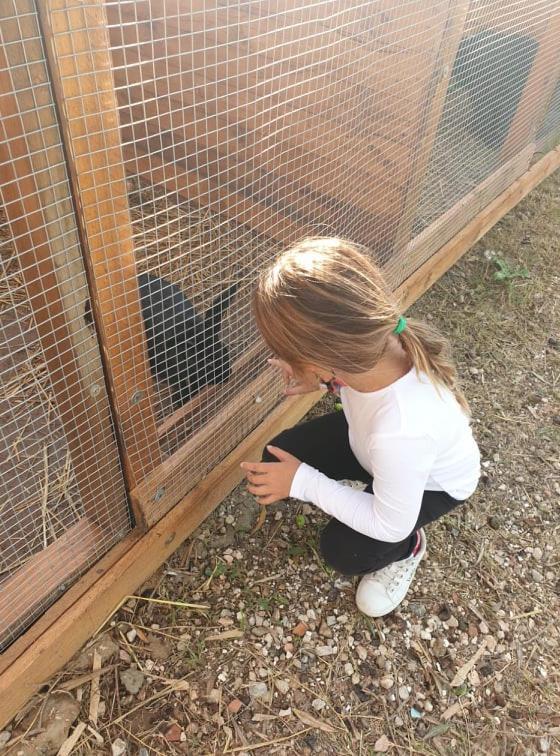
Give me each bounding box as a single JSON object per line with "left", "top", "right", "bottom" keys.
{"left": 424, "top": 723, "right": 451, "bottom": 740}
{"left": 373, "top": 734, "right": 391, "bottom": 752}
{"left": 164, "top": 723, "right": 183, "bottom": 742}
{"left": 293, "top": 708, "right": 336, "bottom": 733}
{"left": 442, "top": 700, "right": 472, "bottom": 721}
{"left": 450, "top": 639, "right": 487, "bottom": 687}
{"left": 227, "top": 698, "right": 243, "bottom": 714}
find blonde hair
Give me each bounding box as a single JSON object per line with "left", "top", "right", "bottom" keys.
{"left": 254, "top": 238, "right": 469, "bottom": 413}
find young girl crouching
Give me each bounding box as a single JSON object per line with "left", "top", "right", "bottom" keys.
{"left": 241, "top": 238, "right": 480, "bottom": 618}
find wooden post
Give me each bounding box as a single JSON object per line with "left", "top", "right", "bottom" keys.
{"left": 390, "top": 0, "right": 470, "bottom": 266}
{"left": 35, "top": 0, "right": 162, "bottom": 492}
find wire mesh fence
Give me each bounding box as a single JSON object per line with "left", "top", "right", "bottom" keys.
{"left": 1, "top": 0, "right": 559, "bottom": 650}
{"left": 0, "top": 0, "right": 130, "bottom": 651}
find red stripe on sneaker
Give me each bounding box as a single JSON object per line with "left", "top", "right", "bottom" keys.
{"left": 411, "top": 531, "right": 421, "bottom": 557}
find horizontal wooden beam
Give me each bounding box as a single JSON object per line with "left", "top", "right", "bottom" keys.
{"left": 132, "top": 367, "right": 283, "bottom": 525}
{"left": 2, "top": 144, "right": 559, "bottom": 728}
{"left": 0, "top": 519, "right": 103, "bottom": 652}
{"left": 395, "top": 145, "right": 560, "bottom": 309}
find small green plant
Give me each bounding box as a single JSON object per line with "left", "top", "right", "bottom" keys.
{"left": 492, "top": 255, "right": 529, "bottom": 282}
{"left": 287, "top": 543, "right": 306, "bottom": 559}
{"left": 295, "top": 513, "right": 307, "bottom": 528}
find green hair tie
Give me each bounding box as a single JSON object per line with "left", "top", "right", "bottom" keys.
{"left": 393, "top": 315, "right": 407, "bottom": 335}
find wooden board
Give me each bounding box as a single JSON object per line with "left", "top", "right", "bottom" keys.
{"left": 1, "top": 145, "right": 559, "bottom": 728}
{"left": 387, "top": 143, "right": 535, "bottom": 289}
{"left": 0, "top": 519, "right": 103, "bottom": 651}
{"left": 36, "top": 0, "right": 162, "bottom": 494}
{"left": 395, "top": 144, "right": 560, "bottom": 309}
{"left": 132, "top": 367, "right": 285, "bottom": 525}
{"left": 392, "top": 1, "right": 470, "bottom": 254}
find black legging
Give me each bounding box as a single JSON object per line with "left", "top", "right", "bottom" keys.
{"left": 263, "top": 410, "right": 464, "bottom": 576}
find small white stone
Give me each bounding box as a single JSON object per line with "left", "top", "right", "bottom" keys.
{"left": 344, "top": 662, "right": 354, "bottom": 676}
{"left": 312, "top": 698, "right": 326, "bottom": 711}
{"left": 249, "top": 682, "right": 268, "bottom": 699}
{"left": 126, "top": 628, "right": 137, "bottom": 643}
{"left": 356, "top": 644, "right": 368, "bottom": 661}
{"left": 380, "top": 676, "right": 394, "bottom": 690}
{"left": 112, "top": 739, "right": 127, "bottom": 756}
{"left": 274, "top": 679, "right": 290, "bottom": 695}
{"left": 398, "top": 686, "right": 410, "bottom": 701}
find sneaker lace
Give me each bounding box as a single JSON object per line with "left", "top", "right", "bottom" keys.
{"left": 373, "top": 557, "right": 416, "bottom": 595}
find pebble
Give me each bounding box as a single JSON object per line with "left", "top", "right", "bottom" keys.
{"left": 398, "top": 686, "right": 410, "bottom": 701}
{"left": 356, "top": 644, "right": 368, "bottom": 661}
{"left": 376, "top": 653, "right": 389, "bottom": 669}
{"left": 326, "top": 615, "right": 337, "bottom": 626}
{"left": 531, "top": 569, "right": 544, "bottom": 583}
{"left": 488, "top": 516, "right": 502, "bottom": 530}
{"left": 373, "top": 734, "right": 391, "bottom": 753}
{"left": 447, "top": 616, "right": 459, "bottom": 629}
{"left": 249, "top": 682, "right": 268, "bottom": 699}
{"left": 394, "top": 716, "right": 404, "bottom": 727}
{"left": 126, "top": 628, "right": 137, "bottom": 643}
{"left": 274, "top": 678, "right": 290, "bottom": 695}
{"left": 338, "top": 614, "right": 349, "bottom": 624}
{"left": 344, "top": 662, "right": 354, "bottom": 676}
{"left": 319, "top": 621, "right": 332, "bottom": 638}
{"left": 479, "top": 621, "right": 489, "bottom": 634}
{"left": 532, "top": 547, "right": 543, "bottom": 561}
{"left": 112, "top": 739, "right": 128, "bottom": 756}
{"left": 0, "top": 733, "right": 11, "bottom": 748}
{"left": 312, "top": 698, "right": 326, "bottom": 711}
{"left": 292, "top": 622, "right": 308, "bottom": 637}
{"left": 227, "top": 698, "right": 243, "bottom": 714}
{"left": 120, "top": 668, "right": 145, "bottom": 695}
{"left": 380, "top": 676, "right": 394, "bottom": 690}
{"left": 315, "top": 645, "right": 335, "bottom": 657}
{"left": 424, "top": 700, "right": 434, "bottom": 713}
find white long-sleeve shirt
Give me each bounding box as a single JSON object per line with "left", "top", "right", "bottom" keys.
{"left": 290, "top": 368, "right": 480, "bottom": 542}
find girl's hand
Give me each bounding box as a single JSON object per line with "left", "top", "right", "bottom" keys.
{"left": 240, "top": 446, "right": 301, "bottom": 505}
{"left": 268, "top": 358, "right": 326, "bottom": 396}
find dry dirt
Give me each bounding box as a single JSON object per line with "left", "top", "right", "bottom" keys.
{"left": 3, "top": 171, "right": 559, "bottom": 755}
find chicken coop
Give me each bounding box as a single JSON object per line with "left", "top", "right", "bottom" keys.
{"left": 1, "top": 0, "right": 559, "bottom": 722}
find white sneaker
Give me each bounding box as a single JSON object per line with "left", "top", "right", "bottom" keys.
{"left": 355, "top": 529, "right": 427, "bottom": 618}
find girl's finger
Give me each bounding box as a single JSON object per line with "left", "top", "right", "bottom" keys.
{"left": 266, "top": 445, "right": 296, "bottom": 462}
{"left": 246, "top": 471, "right": 265, "bottom": 483}
{"left": 247, "top": 484, "right": 268, "bottom": 495}
{"left": 240, "top": 461, "right": 272, "bottom": 473}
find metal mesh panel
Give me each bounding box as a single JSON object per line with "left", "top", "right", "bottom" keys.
{"left": 0, "top": 0, "right": 130, "bottom": 650}
{"left": 101, "top": 0, "right": 560, "bottom": 522}
{"left": 536, "top": 77, "right": 560, "bottom": 151}
{"left": 2, "top": 0, "right": 559, "bottom": 643}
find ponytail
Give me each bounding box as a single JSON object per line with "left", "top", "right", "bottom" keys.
{"left": 397, "top": 318, "right": 470, "bottom": 414}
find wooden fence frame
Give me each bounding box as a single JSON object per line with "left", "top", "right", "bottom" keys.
{"left": 1, "top": 144, "right": 559, "bottom": 726}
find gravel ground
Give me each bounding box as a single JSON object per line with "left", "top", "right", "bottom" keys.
{"left": 3, "top": 171, "right": 559, "bottom": 755}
